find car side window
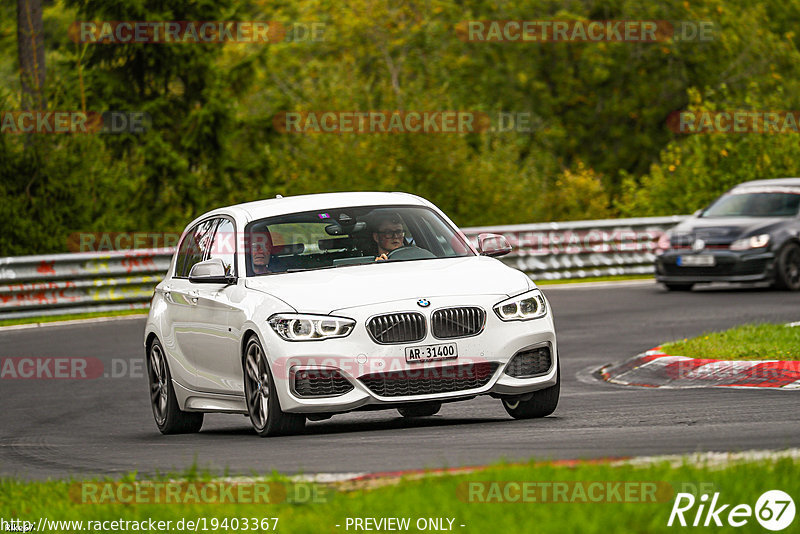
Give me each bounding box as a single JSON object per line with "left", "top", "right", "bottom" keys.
{"left": 175, "top": 219, "right": 218, "bottom": 278}
{"left": 208, "top": 218, "right": 236, "bottom": 276}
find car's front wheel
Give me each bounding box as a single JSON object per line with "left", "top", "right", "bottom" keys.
{"left": 502, "top": 362, "right": 560, "bottom": 419}
{"left": 243, "top": 336, "right": 305, "bottom": 437}
{"left": 146, "top": 338, "right": 204, "bottom": 434}
{"left": 774, "top": 243, "right": 800, "bottom": 291}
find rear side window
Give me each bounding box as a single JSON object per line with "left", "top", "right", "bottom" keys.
{"left": 175, "top": 219, "right": 218, "bottom": 277}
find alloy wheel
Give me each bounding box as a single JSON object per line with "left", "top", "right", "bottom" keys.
{"left": 148, "top": 343, "right": 169, "bottom": 425}
{"left": 245, "top": 341, "right": 270, "bottom": 430}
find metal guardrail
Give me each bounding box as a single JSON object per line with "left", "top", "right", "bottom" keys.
{"left": 0, "top": 216, "right": 687, "bottom": 320}
{"left": 466, "top": 215, "right": 688, "bottom": 280}
{"left": 0, "top": 249, "right": 172, "bottom": 320}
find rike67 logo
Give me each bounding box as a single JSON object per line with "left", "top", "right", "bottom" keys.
{"left": 668, "top": 490, "right": 795, "bottom": 530}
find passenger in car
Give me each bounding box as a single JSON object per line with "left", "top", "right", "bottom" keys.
{"left": 250, "top": 230, "right": 275, "bottom": 274}
{"left": 373, "top": 213, "right": 407, "bottom": 261}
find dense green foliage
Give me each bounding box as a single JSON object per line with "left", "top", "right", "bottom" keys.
{"left": 4, "top": 0, "right": 800, "bottom": 255}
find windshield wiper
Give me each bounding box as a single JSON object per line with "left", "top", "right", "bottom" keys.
{"left": 285, "top": 266, "right": 337, "bottom": 273}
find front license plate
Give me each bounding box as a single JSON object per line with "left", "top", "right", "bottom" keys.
{"left": 678, "top": 255, "right": 716, "bottom": 267}
{"left": 405, "top": 343, "right": 458, "bottom": 363}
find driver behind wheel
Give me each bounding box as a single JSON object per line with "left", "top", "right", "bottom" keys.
{"left": 372, "top": 213, "right": 406, "bottom": 261}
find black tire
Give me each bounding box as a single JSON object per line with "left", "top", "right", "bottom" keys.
{"left": 397, "top": 402, "right": 441, "bottom": 418}
{"left": 502, "top": 362, "right": 560, "bottom": 419}
{"left": 243, "top": 336, "right": 305, "bottom": 437}
{"left": 146, "top": 338, "right": 204, "bottom": 434}
{"left": 774, "top": 243, "right": 800, "bottom": 291}
{"left": 664, "top": 283, "right": 694, "bottom": 291}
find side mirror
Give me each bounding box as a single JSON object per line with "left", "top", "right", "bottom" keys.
{"left": 693, "top": 209, "right": 703, "bottom": 217}
{"left": 477, "top": 233, "right": 512, "bottom": 257}
{"left": 189, "top": 258, "right": 235, "bottom": 284}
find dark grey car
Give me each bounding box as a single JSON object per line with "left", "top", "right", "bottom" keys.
{"left": 655, "top": 178, "right": 800, "bottom": 291}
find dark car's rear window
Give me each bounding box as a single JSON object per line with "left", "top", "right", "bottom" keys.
{"left": 702, "top": 188, "right": 800, "bottom": 218}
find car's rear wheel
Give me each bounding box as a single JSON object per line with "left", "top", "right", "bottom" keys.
{"left": 147, "top": 338, "right": 204, "bottom": 434}
{"left": 243, "top": 336, "right": 305, "bottom": 437}
{"left": 774, "top": 243, "right": 800, "bottom": 291}
{"left": 664, "top": 282, "right": 694, "bottom": 291}
{"left": 397, "top": 402, "right": 441, "bottom": 418}
{"left": 502, "top": 362, "right": 560, "bottom": 419}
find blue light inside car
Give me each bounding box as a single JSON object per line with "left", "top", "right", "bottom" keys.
{"left": 318, "top": 213, "right": 331, "bottom": 219}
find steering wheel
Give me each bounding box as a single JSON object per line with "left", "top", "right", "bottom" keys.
{"left": 386, "top": 246, "right": 437, "bottom": 261}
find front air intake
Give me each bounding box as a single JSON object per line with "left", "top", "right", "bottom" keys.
{"left": 504, "top": 346, "right": 552, "bottom": 378}
{"left": 292, "top": 369, "right": 354, "bottom": 397}
{"left": 358, "top": 362, "right": 499, "bottom": 397}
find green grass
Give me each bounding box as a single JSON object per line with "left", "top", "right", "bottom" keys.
{"left": 536, "top": 274, "right": 653, "bottom": 285}
{"left": 662, "top": 323, "right": 800, "bottom": 361}
{"left": 1, "top": 457, "right": 797, "bottom": 533}
{"left": 0, "top": 309, "right": 147, "bottom": 327}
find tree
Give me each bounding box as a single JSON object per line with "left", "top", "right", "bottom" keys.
{"left": 16, "top": 0, "right": 46, "bottom": 110}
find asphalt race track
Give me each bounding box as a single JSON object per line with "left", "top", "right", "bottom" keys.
{"left": 1, "top": 281, "right": 798, "bottom": 480}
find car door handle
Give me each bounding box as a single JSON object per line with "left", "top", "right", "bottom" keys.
{"left": 189, "top": 289, "right": 199, "bottom": 304}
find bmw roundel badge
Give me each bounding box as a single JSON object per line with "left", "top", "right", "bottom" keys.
{"left": 417, "top": 298, "right": 430, "bottom": 308}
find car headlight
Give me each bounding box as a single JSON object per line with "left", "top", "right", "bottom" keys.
{"left": 729, "top": 233, "right": 770, "bottom": 251}
{"left": 493, "top": 290, "right": 548, "bottom": 321}
{"left": 268, "top": 314, "right": 355, "bottom": 341}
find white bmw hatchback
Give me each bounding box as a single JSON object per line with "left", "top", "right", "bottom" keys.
{"left": 144, "top": 192, "right": 559, "bottom": 436}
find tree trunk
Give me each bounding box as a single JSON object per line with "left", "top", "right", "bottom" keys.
{"left": 17, "top": 0, "right": 46, "bottom": 111}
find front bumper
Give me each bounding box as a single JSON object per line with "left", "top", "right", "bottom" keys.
{"left": 655, "top": 249, "right": 775, "bottom": 284}
{"left": 266, "top": 296, "right": 558, "bottom": 414}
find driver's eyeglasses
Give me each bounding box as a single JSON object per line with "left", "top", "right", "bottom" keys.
{"left": 378, "top": 230, "right": 405, "bottom": 238}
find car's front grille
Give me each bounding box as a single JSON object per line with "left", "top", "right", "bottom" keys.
{"left": 367, "top": 312, "right": 426, "bottom": 344}
{"left": 292, "top": 369, "right": 354, "bottom": 397}
{"left": 358, "top": 362, "right": 499, "bottom": 397}
{"left": 431, "top": 307, "right": 486, "bottom": 339}
{"left": 660, "top": 258, "right": 770, "bottom": 277}
{"left": 504, "top": 346, "right": 552, "bottom": 378}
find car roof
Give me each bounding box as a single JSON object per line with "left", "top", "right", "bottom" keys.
{"left": 733, "top": 177, "right": 800, "bottom": 189}
{"left": 194, "top": 191, "right": 431, "bottom": 226}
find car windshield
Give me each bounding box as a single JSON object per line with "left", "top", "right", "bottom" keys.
{"left": 701, "top": 189, "right": 800, "bottom": 218}
{"left": 244, "top": 205, "right": 474, "bottom": 276}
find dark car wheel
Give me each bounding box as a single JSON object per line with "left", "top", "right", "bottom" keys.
{"left": 502, "top": 362, "right": 560, "bottom": 419}
{"left": 147, "top": 338, "right": 204, "bottom": 434}
{"left": 398, "top": 402, "right": 441, "bottom": 418}
{"left": 664, "top": 283, "right": 694, "bottom": 291}
{"left": 774, "top": 243, "right": 800, "bottom": 291}
{"left": 243, "top": 336, "right": 305, "bottom": 437}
